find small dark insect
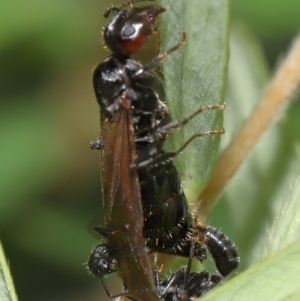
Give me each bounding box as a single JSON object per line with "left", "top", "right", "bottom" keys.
{"left": 88, "top": 242, "right": 117, "bottom": 279}
{"left": 158, "top": 268, "right": 221, "bottom": 301}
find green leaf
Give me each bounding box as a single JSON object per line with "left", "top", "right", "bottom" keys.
{"left": 199, "top": 240, "right": 300, "bottom": 301}
{"left": 215, "top": 22, "right": 300, "bottom": 268}
{"left": 201, "top": 177, "right": 300, "bottom": 301}
{"left": 262, "top": 177, "right": 300, "bottom": 258}
{"left": 0, "top": 242, "right": 18, "bottom": 301}
{"left": 157, "top": 0, "right": 230, "bottom": 200}
{"left": 214, "top": 21, "right": 271, "bottom": 254}
{"left": 232, "top": 0, "right": 300, "bottom": 40}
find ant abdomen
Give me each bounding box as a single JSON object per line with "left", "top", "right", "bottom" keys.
{"left": 197, "top": 225, "right": 240, "bottom": 277}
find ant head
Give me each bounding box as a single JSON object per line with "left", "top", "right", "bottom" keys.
{"left": 88, "top": 243, "right": 117, "bottom": 278}
{"left": 104, "top": 5, "right": 165, "bottom": 56}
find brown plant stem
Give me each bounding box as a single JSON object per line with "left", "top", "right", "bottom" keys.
{"left": 197, "top": 35, "right": 300, "bottom": 221}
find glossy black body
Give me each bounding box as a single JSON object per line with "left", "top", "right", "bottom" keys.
{"left": 89, "top": 3, "right": 167, "bottom": 301}
{"left": 201, "top": 225, "right": 240, "bottom": 277}
{"left": 140, "top": 160, "right": 207, "bottom": 261}
{"left": 93, "top": 13, "right": 206, "bottom": 261}
{"left": 88, "top": 242, "right": 117, "bottom": 277}
{"left": 93, "top": 56, "right": 167, "bottom": 134}
{"left": 89, "top": 0, "right": 239, "bottom": 299}
{"left": 93, "top": 52, "right": 210, "bottom": 262}
{"left": 93, "top": 49, "right": 239, "bottom": 277}
{"left": 158, "top": 268, "right": 221, "bottom": 301}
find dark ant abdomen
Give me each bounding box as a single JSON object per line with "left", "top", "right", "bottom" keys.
{"left": 196, "top": 225, "right": 240, "bottom": 277}
{"left": 140, "top": 161, "right": 207, "bottom": 261}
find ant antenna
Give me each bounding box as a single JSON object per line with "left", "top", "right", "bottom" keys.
{"left": 183, "top": 225, "right": 197, "bottom": 289}
{"left": 152, "top": 253, "right": 161, "bottom": 289}
{"left": 99, "top": 278, "right": 140, "bottom": 301}
{"left": 104, "top": 0, "right": 156, "bottom": 18}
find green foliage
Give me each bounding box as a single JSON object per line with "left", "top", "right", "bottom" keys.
{"left": 158, "top": 0, "right": 300, "bottom": 300}
{"left": 158, "top": 0, "right": 230, "bottom": 198}
{"left": 0, "top": 243, "right": 18, "bottom": 301}
{"left": 201, "top": 179, "right": 300, "bottom": 301}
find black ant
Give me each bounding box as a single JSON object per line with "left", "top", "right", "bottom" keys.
{"left": 88, "top": 0, "right": 239, "bottom": 299}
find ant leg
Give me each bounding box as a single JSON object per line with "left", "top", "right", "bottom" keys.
{"left": 93, "top": 226, "right": 121, "bottom": 238}
{"left": 132, "top": 103, "right": 225, "bottom": 170}
{"left": 182, "top": 226, "right": 198, "bottom": 289}
{"left": 99, "top": 278, "right": 140, "bottom": 301}
{"left": 162, "top": 127, "right": 225, "bottom": 161}
{"left": 156, "top": 103, "right": 226, "bottom": 136}
{"left": 181, "top": 225, "right": 223, "bottom": 298}
{"left": 132, "top": 128, "right": 224, "bottom": 170}
{"left": 98, "top": 278, "right": 130, "bottom": 300}
{"left": 159, "top": 269, "right": 185, "bottom": 299}
{"left": 185, "top": 271, "right": 222, "bottom": 298}
{"left": 152, "top": 253, "right": 168, "bottom": 297}
{"left": 104, "top": 0, "right": 156, "bottom": 18}
{"left": 153, "top": 253, "right": 160, "bottom": 288}
{"left": 133, "top": 31, "right": 187, "bottom": 77}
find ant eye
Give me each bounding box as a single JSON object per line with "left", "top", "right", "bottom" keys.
{"left": 123, "top": 25, "right": 135, "bottom": 38}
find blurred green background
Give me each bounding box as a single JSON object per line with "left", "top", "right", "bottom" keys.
{"left": 1, "top": 0, "right": 300, "bottom": 300}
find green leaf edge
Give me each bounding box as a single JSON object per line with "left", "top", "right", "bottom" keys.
{"left": 262, "top": 177, "right": 300, "bottom": 259}
{"left": 201, "top": 176, "right": 300, "bottom": 301}
{"left": 0, "top": 242, "right": 18, "bottom": 301}
{"left": 199, "top": 240, "right": 300, "bottom": 301}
